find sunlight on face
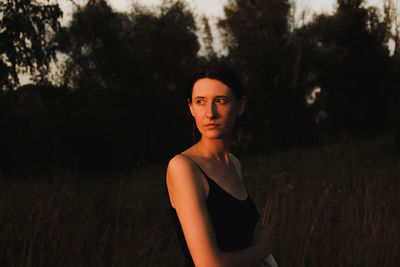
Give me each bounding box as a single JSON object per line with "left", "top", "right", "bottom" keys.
{"left": 189, "top": 78, "right": 244, "bottom": 140}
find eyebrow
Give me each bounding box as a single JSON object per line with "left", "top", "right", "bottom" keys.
{"left": 193, "top": 95, "right": 230, "bottom": 99}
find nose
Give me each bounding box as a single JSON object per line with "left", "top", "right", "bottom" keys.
{"left": 206, "top": 101, "right": 218, "bottom": 119}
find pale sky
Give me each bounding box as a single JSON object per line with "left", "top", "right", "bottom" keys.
{"left": 95, "top": 0, "right": 386, "bottom": 18}
{"left": 57, "top": 0, "right": 385, "bottom": 24}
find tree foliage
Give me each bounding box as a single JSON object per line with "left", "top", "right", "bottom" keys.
{"left": 0, "top": 0, "right": 62, "bottom": 90}
{"left": 52, "top": 0, "right": 200, "bottom": 167}
{"left": 305, "top": 1, "right": 397, "bottom": 134}
{"left": 218, "top": 0, "right": 293, "bottom": 148}
{"left": 217, "top": 0, "right": 400, "bottom": 149}
{"left": 58, "top": 0, "right": 198, "bottom": 92}
{"left": 1, "top": 0, "right": 400, "bottom": 171}
{"left": 199, "top": 16, "right": 217, "bottom": 61}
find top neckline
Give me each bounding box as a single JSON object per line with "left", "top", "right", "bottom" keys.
{"left": 205, "top": 175, "right": 249, "bottom": 202}
{"left": 179, "top": 153, "right": 249, "bottom": 202}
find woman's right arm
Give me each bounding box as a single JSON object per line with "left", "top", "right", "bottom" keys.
{"left": 166, "top": 155, "right": 271, "bottom": 267}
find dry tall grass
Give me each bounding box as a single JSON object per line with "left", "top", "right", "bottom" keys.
{"left": 244, "top": 137, "right": 399, "bottom": 267}
{"left": 0, "top": 137, "right": 398, "bottom": 266}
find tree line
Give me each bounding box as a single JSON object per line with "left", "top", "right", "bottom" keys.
{"left": 1, "top": 0, "right": 399, "bottom": 172}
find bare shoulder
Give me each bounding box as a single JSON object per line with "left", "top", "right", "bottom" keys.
{"left": 166, "top": 154, "right": 200, "bottom": 181}
{"left": 166, "top": 154, "right": 205, "bottom": 208}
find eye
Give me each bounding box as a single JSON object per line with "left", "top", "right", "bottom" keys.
{"left": 195, "top": 99, "right": 205, "bottom": 104}
{"left": 216, "top": 98, "right": 228, "bottom": 104}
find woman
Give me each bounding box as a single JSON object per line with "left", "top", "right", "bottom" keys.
{"left": 166, "top": 63, "right": 275, "bottom": 266}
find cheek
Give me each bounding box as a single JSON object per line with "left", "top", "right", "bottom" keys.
{"left": 192, "top": 108, "right": 205, "bottom": 125}
{"left": 192, "top": 107, "right": 203, "bottom": 118}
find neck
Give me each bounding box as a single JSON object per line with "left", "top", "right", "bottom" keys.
{"left": 197, "top": 135, "right": 231, "bottom": 164}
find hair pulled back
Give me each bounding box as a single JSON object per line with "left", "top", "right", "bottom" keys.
{"left": 186, "top": 62, "right": 246, "bottom": 103}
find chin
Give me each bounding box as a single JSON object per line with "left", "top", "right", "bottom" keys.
{"left": 202, "top": 133, "right": 228, "bottom": 140}
{"left": 200, "top": 128, "right": 230, "bottom": 139}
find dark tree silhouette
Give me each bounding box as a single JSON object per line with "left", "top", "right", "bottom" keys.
{"left": 200, "top": 16, "right": 217, "bottom": 61}
{"left": 54, "top": 0, "right": 200, "bottom": 167}
{"left": 2, "top": 0, "right": 400, "bottom": 171}
{"left": 217, "top": 0, "right": 400, "bottom": 149}
{"left": 57, "top": 0, "right": 130, "bottom": 90}
{"left": 218, "top": 0, "right": 293, "bottom": 149}
{"left": 305, "top": 0, "right": 396, "bottom": 137}
{"left": 0, "top": 0, "right": 62, "bottom": 90}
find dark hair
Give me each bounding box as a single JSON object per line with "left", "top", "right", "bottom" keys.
{"left": 186, "top": 62, "right": 246, "bottom": 103}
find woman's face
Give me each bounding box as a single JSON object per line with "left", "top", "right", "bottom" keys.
{"left": 188, "top": 78, "right": 246, "bottom": 140}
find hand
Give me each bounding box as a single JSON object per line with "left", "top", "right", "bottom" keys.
{"left": 252, "top": 223, "right": 272, "bottom": 258}
{"left": 260, "top": 254, "right": 279, "bottom": 267}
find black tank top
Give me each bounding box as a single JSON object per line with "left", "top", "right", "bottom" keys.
{"left": 169, "top": 154, "right": 260, "bottom": 266}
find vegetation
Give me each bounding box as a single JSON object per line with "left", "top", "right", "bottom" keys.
{"left": 1, "top": 0, "right": 399, "bottom": 171}
{"left": 0, "top": 137, "right": 398, "bottom": 266}
{"left": 1, "top": 0, "right": 400, "bottom": 265}
{"left": 0, "top": 0, "right": 62, "bottom": 90}
{"left": 218, "top": 0, "right": 400, "bottom": 149}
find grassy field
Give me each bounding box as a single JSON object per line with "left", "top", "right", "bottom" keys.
{"left": 1, "top": 136, "right": 399, "bottom": 266}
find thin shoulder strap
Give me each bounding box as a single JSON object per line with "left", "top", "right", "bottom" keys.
{"left": 228, "top": 153, "right": 243, "bottom": 182}
{"left": 179, "top": 154, "right": 209, "bottom": 178}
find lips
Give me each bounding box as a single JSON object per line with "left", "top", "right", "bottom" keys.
{"left": 205, "top": 123, "right": 219, "bottom": 128}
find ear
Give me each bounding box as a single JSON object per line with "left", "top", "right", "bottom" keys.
{"left": 238, "top": 96, "right": 246, "bottom": 116}
{"left": 188, "top": 98, "right": 195, "bottom": 117}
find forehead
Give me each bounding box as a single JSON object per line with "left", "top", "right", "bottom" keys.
{"left": 192, "top": 78, "right": 233, "bottom": 97}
